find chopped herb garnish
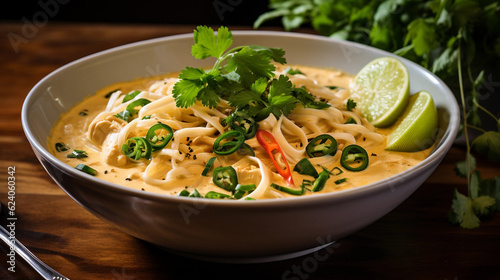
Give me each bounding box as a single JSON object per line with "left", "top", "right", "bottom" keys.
{"left": 178, "top": 189, "right": 190, "bottom": 197}
{"left": 75, "top": 164, "right": 97, "bottom": 176}
{"left": 67, "top": 149, "right": 88, "bottom": 159}
{"left": 346, "top": 99, "right": 357, "bottom": 111}
{"left": 283, "top": 67, "right": 305, "bottom": 75}
{"left": 205, "top": 191, "right": 232, "bottom": 199}
{"left": 55, "top": 142, "right": 70, "bottom": 152}
{"left": 293, "top": 158, "right": 319, "bottom": 178}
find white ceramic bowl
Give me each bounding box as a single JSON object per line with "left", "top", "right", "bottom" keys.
{"left": 22, "top": 31, "right": 460, "bottom": 263}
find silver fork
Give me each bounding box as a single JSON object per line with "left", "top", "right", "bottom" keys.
{"left": 0, "top": 205, "right": 70, "bottom": 280}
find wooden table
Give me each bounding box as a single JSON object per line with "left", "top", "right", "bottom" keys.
{"left": 1, "top": 22, "right": 499, "bottom": 280}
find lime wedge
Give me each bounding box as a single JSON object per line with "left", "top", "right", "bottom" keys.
{"left": 386, "top": 90, "right": 438, "bottom": 152}
{"left": 351, "top": 57, "right": 410, "bottom": 127}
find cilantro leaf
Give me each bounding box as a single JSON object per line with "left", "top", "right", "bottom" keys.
{"left": 267, "top": 75, "right": 299, "bottom": 118}
{"left": 172, "top": 78, "right": 203, "bottom": 108}
{"left": 479, "top": 176, "right": 500, "bottom": 212}
{"left": 197, "top": 87, "right": 220, "bottom": 109}
{"left": 471, "top": 131, "right": 500, "bottom": 162}
{"left": 246, "top": 45, "right": 287, "bottom": 64}
{"left": 405, "top": 18, "right": 436, "bottom": 56}
{"left": 224, "top": 46, "right": 277, "bottom": 87}
{"left": 450, "top": 189, "right": 481, "bottom": 229}
{"left": 191, "top": 26, "right": 232, "bottom": 59}
{"left": 228, "top": 89, "right": 264, "bottom": 109}
{"left": 292, "top": 87, "right": 330, "bottom": 109}
{"left": 454, "top": 154, "right": 476, "bottom": 178}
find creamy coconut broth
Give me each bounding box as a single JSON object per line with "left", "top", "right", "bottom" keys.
{"left": 48, "top": 65, "right": 431, "bottom": 199}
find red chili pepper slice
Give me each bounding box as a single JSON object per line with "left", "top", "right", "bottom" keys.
{"left": 256, "top": 129, "right": 295, "bottom": 187}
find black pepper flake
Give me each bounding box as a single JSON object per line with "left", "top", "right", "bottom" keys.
{"left": 178, "top": 151, "right": 182, "bottom": 154}
{"left": 193, "top": 155, "right": 197, "bottom": 160}
{"left": 186, "top": 153, "right": 191, "bottom": 159}
{"left": 371, "top": 153, "right": 377, "bottom": 156}
{"left": 141, "top": 188, "right": 145, "bottom": 191}
{"left": 125, "top": 178, "right": 132, "bottom": 181}
{"left": 104, "top": 170, "right": 108, "bottom": 174}
{"left": 186, "top": 137, "right": 190, "bottom": 142}
{"left": 188, "top": 147, "right": 194, "bottom": 153}
{"left": 363, "top": 137, "right": 366, "bottom": 141}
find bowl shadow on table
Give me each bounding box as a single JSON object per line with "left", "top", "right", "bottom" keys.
{"left": 135, "top": 237, "right": 355, "bottom": 280}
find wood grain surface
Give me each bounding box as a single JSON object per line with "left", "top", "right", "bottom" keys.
{"left": 1, "top": 22, "right": 499, "bottom": 280}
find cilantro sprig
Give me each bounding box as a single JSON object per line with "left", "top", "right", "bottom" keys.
{"left": 173, "top": 26, "right": 329, "bottom": 121}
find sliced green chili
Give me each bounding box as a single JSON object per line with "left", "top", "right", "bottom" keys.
{"left": 205, "top": 191, "right": 232, "bottom": 199}
{"left": 188, "top": 189, "right": 202, "bottom": 198}
{"left": 270, "top": 183, "right": 305, "bottom": 196}
{"left": 122, "top": 137, "right": 152, "bottom": 160}
{"left": 75, "top": 164, "right": 97, "bottom": 176}
{"left": 283, "top": 67, "right": 305, "bottom": 75}
{"left": 122, "top": 90, "right": 141, "bottom": 103}
{"left": 212, "top": 166, "right": 238, "bottom": 192}
{"left": 55, "top": 142, "right": 70, "bottom": 152}
{"left": 340, "top": 144, "right": 369, "bottom": 172}
{"left": 213, "top": 130, "right": 245, "bottom": 155}
{"left": 202, "top": 157, "right": 217, "bottom": 176}
{"left": 237, "top": 143, "right": 255, "bottom": 157}
{"left": 67, "top": 149, "right": 88, "bottom": 159}
{"left": 225, "top": 111, "right": 258, "bottom": 139}
{"left": 346, "top": 99, "right": 357, "bottom": 111}
{"left": 293, "top": 158, "right": 319, "bottom": 178}
{"left": 146, "top": 123, "right": 173, "bottom": 151}
{"left": 306, "top": 134, "right": 338, "bottom": 158}
{"left": 233, "top": 184, "right": 256, "bottom": 199}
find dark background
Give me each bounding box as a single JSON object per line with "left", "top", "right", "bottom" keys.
{"left": 1, "top": 0, "right": 278, "bottom": 26}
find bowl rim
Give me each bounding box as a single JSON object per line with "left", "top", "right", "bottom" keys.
{"left": 21, "top": 30, "right": 461, "bottom": 208}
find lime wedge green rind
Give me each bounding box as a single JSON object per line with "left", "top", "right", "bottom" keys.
{"left": 386, "top": 90, "right": 438, "bottom": 152}
{"left": 351, "top": 57, "right": 410, "bottom": 127}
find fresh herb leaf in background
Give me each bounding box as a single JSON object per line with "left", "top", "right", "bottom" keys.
{"left": 255, "top": 0, "right": 500, "bottom": 228}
